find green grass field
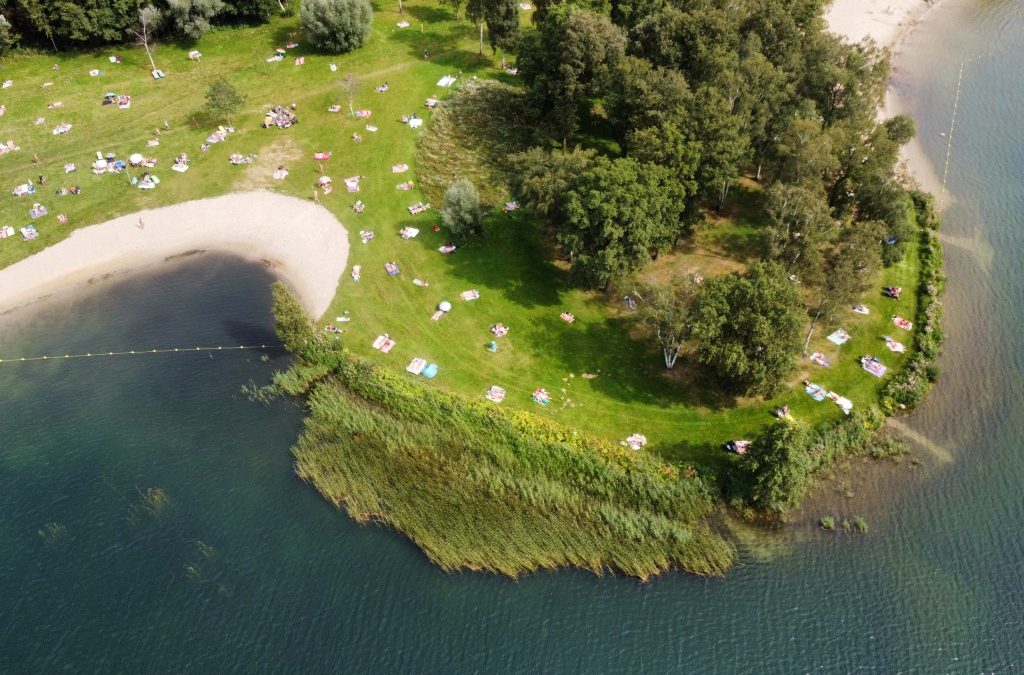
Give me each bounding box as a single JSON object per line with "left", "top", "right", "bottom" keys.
{"left": 0, "top": 1, "right": 922, "bottom": 472}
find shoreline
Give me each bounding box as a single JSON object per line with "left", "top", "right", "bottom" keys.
{"left": 825, "top": 0, "right": 947, "bottom": 200}
{"left": 0, "top": 191, "right": 349, "bottom": 320}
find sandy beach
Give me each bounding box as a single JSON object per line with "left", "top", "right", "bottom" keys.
{"left": 0, "top": 191, "right": 349, "bottom": 319}
{"left": 826, "top": 0, "right": 946, "bottom": 197}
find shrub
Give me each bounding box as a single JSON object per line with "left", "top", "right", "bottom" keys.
{"left": 819, "top": 516, "right": 836, "bottom": 531}
{"left": 300, "top": 0, "right": 372, "bottom": 53}
{"left": 441, "top": 179, "right": 483, "bottom": 237}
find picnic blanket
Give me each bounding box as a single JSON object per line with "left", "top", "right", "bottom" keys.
{"left": 826, "top": 329, "right": 851, "bottom": 346}
{"left": 884, "top": 336, "right": 907, "bottom": 353}
{"left": 810, "top": 352, "right": 831, "bottom": 368}
{"left": 372, "top": 335, "right": 396, "bottom": 352}
{"left": 861, "top": 356, "right": 887, "bottom": 378}
{"left": 805, "top": 383, "right": 826, "bottom": 401}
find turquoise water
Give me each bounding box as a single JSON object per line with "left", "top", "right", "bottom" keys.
{"left": 3, "top": 3, "right": 1024, "bottom": 670}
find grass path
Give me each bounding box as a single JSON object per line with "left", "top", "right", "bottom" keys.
{"left": 0, "top": 2, "right": 922, "bottom": 472}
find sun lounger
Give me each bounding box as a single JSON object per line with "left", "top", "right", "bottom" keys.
{"left": 810, "top": 352, "right": 831, "bottom": 368}
{"left": 485, "top": 386, "right": 506, "bottom": 403}
{"left": 460, "top": 290, "right": 479, "bottom": 301}
{"left": 406, "top": 358, "right": 427, "bottom": 375}
{"left": 826, "top": 329, "right": 851, "bottom": 346}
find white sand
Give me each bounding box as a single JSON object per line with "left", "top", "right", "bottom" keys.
{"left": 0, "top": 191, "right": 349, "bottom": 319}
{"left": 826, "top": 0, "right": 947, "bottom": 198}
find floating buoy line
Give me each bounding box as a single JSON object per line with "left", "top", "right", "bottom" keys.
{"left": 0, "top": 343, "right": 283, "bottom": 364}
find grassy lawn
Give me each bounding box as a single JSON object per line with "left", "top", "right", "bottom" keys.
{"left": 0, "top": 1, "right": 922, "bottom": 474}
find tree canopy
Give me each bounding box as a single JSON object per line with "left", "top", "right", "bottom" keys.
{"left": 300, "top": 0, "right": 371, "bottom": 53}
{"left": 691, "top": 262, "right": 804, "bottom": 397}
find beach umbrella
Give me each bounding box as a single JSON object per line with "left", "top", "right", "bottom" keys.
{"left": 439, "top": 301, "right": 452, "bottom": 312}
{"left": 129, "top": 153, "right": 144, "bottom": 165}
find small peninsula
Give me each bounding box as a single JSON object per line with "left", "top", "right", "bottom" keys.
{"left": 0, "top": 0, "right": 944, "bottom": 578}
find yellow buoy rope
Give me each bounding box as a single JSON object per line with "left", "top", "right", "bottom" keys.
{"left": 0, "top": 343, "right": 283, "bottom": 364}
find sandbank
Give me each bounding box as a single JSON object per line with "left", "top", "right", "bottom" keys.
{"left": 826, "top": 0, "right": 946, "bottom": 199}
{"left": 0, "top": 191, "right": 348, "bottom": 318}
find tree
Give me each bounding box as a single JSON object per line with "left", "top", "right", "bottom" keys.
{"left": 764, "top": 182, "right": 837, "bottom": 285}
{"left": 205, "top": 77, "right": 246, "bottom": 124}
{"left": 439, "top": 0, "right": 463, "bottom": 18}
{"left": 221, "top": 0, "right": 278, "bottom": 22}
{"left": 484, "top": 0, "right": 517, "bottom": 67}
{"left": 746, "top": 420, "right": 815, "bottom": 512}
{"left": 518, "top": 6, "right": 625, "bottom": 148}
{"left": 127, "top": 5, "right": 163, "bottom": 73}
{"left": 639, "top": 277, "right": 697, "bottom": 369}
{"left": 339, "top": 73, "right": 358, "bottom": 116}
{"left": 773, "top": 116, "right": 837, "bottom": 187}
{"left": 625, "top": 121, "right": 700, "bottom": 219}
{"left": 605, "top": 56, "right": 690, "bottom": 142}
{"left": 687, "top": 85, "right": 749, "bottom": 210}
{"left": 18, "top": 0, "right": 56, "bottom": 51}
{"left": 817, "top": 219, "right": 885, "bottom": 320}
{"left": 165, "top": 0, "right": 225, "bottom": 40}
{"left": 691, "top": 262, "right": 804, "bottom": 397}
{"left": 560, "top": 156, "right": 688, "bottom": 288}
{"left": 0, "top": 14, "right": 20, "bottom": 53}
{"left": 441, "top": 179, "right": 483, "bottom": 237}
{"left": 300, "top": 0, "right": 372, "bottom": 54}
{"left": 510, "top": 146, "right": 595, "bottom": 228}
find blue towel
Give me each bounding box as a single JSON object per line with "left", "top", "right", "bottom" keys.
{"left": 422, "top": 363, "right": 438, "bottom": 378}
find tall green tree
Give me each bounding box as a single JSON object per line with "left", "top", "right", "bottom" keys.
{"left": 518, "top": 6, "right": 625, "bottom": 147}
{"left": 509, "top": 147, "right": 596, "bottom": 228}
{"left": 625, "top": 121, "right": 701, "bottom": 219}
{"left": 560, "top": 156, "right": 687, "bottom": 288}
{"left": 691, "top": 262, "right": 804, "bottom": 397}
{"left": 764, "top": 182, "right": 837, "bottom": 285}
{"left": 746, "top": 420, "right": 815, "bottom": 512}
{"left": 484, "top": 0, "right": 517, "bottom": 66}
{"left": 165, "top": 0, "right": 225, "bottom": 39}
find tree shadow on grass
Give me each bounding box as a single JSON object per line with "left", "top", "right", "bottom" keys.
{"left": 388, "top": 23, "right": 491, "bottom": 72}
{"left": 402, "top": 5, "right": 454, "bottom": 24}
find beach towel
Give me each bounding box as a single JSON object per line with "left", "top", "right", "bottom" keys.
{"left": 0, "top": 226, "right": 14, "bottom": 239}
{"left": 805, "top": 383, "right": 826, "bottom": 401}
{"left": 826, "top": 329, "right": 851, "bottom": 346}
{"left": 408, "top": 118, "right": 423, "bottom": 128}
{"left": 385, "top": 262, "right": 400, "bottom": 276}
{"left": 893, "top": 316, "right": 913, "bottom": 331}
{"left": 354, "top": 109, "right": 371, "bottom": 118}
{"left": 437, "top": 75, "right": 456, "bottom": 87}
{"left": 351, "top": 265, "right": 361, "bottom": 282}
{"left": 861, "top": 356, "right": 887, "bottom": 378}
{"left": 413, "top": 278, "right": 429, "bottom": 287}
{"left": 406, "top": 358, "right": 427, "bottom": 375}
{"left": 885, "top": 336, "right": 907, "bottom": 353}
{"left": 853, "top": 305, "right": 870, "bottom": 315}
{"left": 366, "top": 125, "right": 378, "bottom": 132}
{"left": 172, "top": 163, "right": 189, "bottom": 173}
{"left": 397, "top": 182, "right": 414, "bottom": 190}
{"left": 392, "top": 164, "right": 409, "bottom": 173}
{"left": 438, "top": 244, "right": 456, "bottom": 254}
{"left": 400, "top": 227, "right": 419, "bottom": 239}
{"left": 460, "top": 290, "right": 480, "bottom": 301}
{"left": 560, "top": 312, "right": 575, "bottom": 324}
{"left": 430, "top": 310, "right": 445, "bottom": 321}
{"left": 485, "top": 386, "right": 506, "bottom": 403}
{"left": 810, "top": 352, "right": 831, "bottom": 368}
{"left": 380, "top": 339, "right": 396, "bottom": 353}
{"left": 397, "top": 20, "right": 410, "bottom": 28}
{"left": 422, "top": 363, "right": 439, "bottom": 379}
{"left": 372, "top": 335, "right": 388, "bottom": 350}
{"left": 532, "top": 388, "right": 550, "bottom": 405}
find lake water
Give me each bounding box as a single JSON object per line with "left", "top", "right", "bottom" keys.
{"left": 2, "top": 3, "right": 1023, "bottom": 671}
